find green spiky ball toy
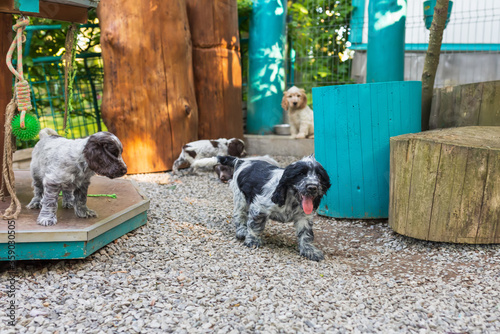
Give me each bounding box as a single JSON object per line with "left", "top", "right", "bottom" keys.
{"left": 11, "top": 113, "right": 40, "bottom": 141}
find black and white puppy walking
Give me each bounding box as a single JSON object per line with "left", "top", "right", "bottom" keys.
{"left": 27, "top": 128, "right": 128, "bottom": 226}
{"left": 206, "top": 155, "right": 331, "bottom": 261}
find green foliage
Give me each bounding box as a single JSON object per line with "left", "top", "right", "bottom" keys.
{"left": 21, "top": 10, "right": 100, "bottom": 66}
{"left": 287, "top": 0, "right": 355, "bottom": 91}
{"left": 12, "top": 10, "right": 105, "bottom": 148}
{"left": 238, "top": 0, "right": 254, "bottom": 22}
{"left": 237, "top": 0, "right": 253, "bottom": 102}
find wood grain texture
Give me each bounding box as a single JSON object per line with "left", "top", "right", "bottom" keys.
{"left": 186, "top": 0, "right": 243, "bottom": 140}
{"left": 98, "top": 0, "right": 198, "bottom": 174}
{"left": 430, "top": 80, "right": 500, "bottom": 129}
{"left": 390, "top": 126, "right": 500, "bottom": 244}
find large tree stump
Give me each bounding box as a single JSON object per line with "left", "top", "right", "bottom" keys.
{"left": 98, "top": 0, "right": 198, "bottom": 174}
{"left": 186, "top": 0, "right": 243, "bottom": 140}
{"left": 390, "top": 126, "right": 500, "bottom": 244}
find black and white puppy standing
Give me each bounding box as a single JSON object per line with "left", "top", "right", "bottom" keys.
{"left": 209, "top": 155, "right": 331, "bottom": 261}
{"left": 27, "top": 128, "right": 128, "bottom": 226}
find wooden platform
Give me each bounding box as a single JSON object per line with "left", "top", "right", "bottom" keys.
{"left": 0, "top": 171, "right": 149, "bottom": 260}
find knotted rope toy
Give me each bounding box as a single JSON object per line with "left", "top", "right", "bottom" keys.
{"left": 6, "top": 18, "right": 40, "bottom": 141}
{"left": 1, "top": 17, "right": 41, "bottom": 220}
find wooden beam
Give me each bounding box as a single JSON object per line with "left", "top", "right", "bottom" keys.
{"left": 0, "top": 14, "right": 12, "bottom": 195}
{"left": 0, "top": 0, "right": 89, "bottom": 23}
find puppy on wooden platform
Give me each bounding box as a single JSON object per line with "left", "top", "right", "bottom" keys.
{"left": 27, "top": 128, "right": 127, "bottom": 226}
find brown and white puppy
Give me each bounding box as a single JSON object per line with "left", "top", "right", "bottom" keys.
{"left": 27, "top": 128, "right": 127, "bottom": 226}
{"left": 281, "top": 86, "right": 314, "bottom": 139}
{"left": 172, "top": 138, "right": 246, "bottom": 174}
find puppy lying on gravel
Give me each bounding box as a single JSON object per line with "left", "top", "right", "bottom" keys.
{"left": 172, "top": 138, "right": 246, "bottom": 174}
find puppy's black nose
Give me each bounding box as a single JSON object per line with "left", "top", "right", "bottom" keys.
{"left": 293, "top": 102, "right": 298, "bottom": 106}
{"left": 306, "top": 184, "right": 318, "bottom": 193}
{"left": 121, "top": 166, "right": 128, "bottom": 175}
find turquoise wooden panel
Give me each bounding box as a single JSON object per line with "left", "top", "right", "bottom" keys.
{"left": 17, "top": 0, "right": 40, "bottom": 13}
{"left": 0, "top": 211, "right": 147, "bottom": 261}
{"left": 312, "top": 81, "right": 422, "bottom": 218}
{"left": 85, "top": 211, "right": 147, "bottom": 255}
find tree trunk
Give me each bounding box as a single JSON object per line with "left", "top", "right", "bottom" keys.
{"left": 186, "top": 0, "right": 244, "bottom": 140}
{"left": 421, "top": 0, "right": 449, "bottom": 131}
{"left": 0, "top": 14, "right": 12, "bottom": 193}
{"left": 390, "top": 126, "right": 500, "bottom": 244}
{"left": 98, "top": 0, "right": 198, "bottom": 174}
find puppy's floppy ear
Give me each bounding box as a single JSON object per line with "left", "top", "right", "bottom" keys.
{"left": 315, "top": 163, "right": 331, "bottom": 192}
{"left": 298, "top": 90, "right": 308, "bottom": 109}
{"left": 281, "top": 93, "right": 289, "bottom": 111}
{"left": 313, "top": 162, "right": 331, "bottom": 209}
{"left": 83, "top": 133, "right": 122, "bottom": 176}
{"left": 271, "top": 163, "right": 304, "bottom": 206}
{"left": 228, "top": 139, "right": 245, "bottom": 157}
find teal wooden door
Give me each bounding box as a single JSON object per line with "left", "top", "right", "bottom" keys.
{"left": 313, "top": 81, "right": 421, "bottom": 218}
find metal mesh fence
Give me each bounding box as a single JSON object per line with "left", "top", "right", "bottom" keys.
{"left": 18, "top": 55, "right": 106, "bottom": 148}
{"left": 285, "top": 1, "right": 500, "bottom": 89}
{"left": 405, "top": 0, "right": 500, "bottom": 88}
{"left": 286, "top": 0, "right": 355, "bottom": 93}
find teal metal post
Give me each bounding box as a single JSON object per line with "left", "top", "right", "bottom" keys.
{"left": 246, "top": 0, "right": 287, "bottom": 134}
{"left": 366, "top": 0, "right": 407, "bottom": 82}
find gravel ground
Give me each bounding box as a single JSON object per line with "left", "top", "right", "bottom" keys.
{"left": 1, "top": 155, "right": 500, "bottom": 333}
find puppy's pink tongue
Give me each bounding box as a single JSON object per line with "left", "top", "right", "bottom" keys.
{"left": 302, "top": 196, "right": 314, "bottom": 215}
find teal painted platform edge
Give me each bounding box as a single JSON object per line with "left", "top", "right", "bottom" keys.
{"left": 350, "top": 43, "right": 500, "bottom": 52}
{"left": 312, "top": 81, "right": 422, "bottom": 219}
{"left": 0, "top": 211, "right": 147, "bottom": 261}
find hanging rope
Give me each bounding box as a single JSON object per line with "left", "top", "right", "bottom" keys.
{"left": 1, "top": 18, "right": 31, "bottom": 220}
{"left": 63, "top": 23, "right": 79, "bottom": 135}
{"left": 1, "top": 101, "right": 22, "bottom": 220}
{"left": 6, "top": 18, "right": 32, "bottom": 128}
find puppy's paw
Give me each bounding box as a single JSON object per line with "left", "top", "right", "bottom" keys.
{"left": 244, "top": 237, "right": 262, "bottom": 249}
{"left": 27, "top": 200, "right": 42, "bottom": 210}
{"left": 37, "top": 215, "right": 57, "bottom": 226}
{"left": 62, "top": 201, "right": 74, "bottom": 209}
{"left": 295, "top": 133, "right": 306, "bottom": 139}
{"left": 75, "top": 207, "right": 98, "bottom": 218}
{"left": 299, "top": 245, "right": 324, "bottom": 262}
{"left": 235, "top": 226, "right": 248, "bottom": 240}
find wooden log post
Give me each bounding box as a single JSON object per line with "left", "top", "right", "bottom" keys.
{"left": 389, "top": 126, "right": 500, "bottom": 244}
{"left": 98, "top": 0, "right": 198, "bottom": 174}
{"left": 0, "top": 14, "right": 12, "bottom": 192}
{"left": 186, "top": 0, "right": 244, "bottom": 140}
